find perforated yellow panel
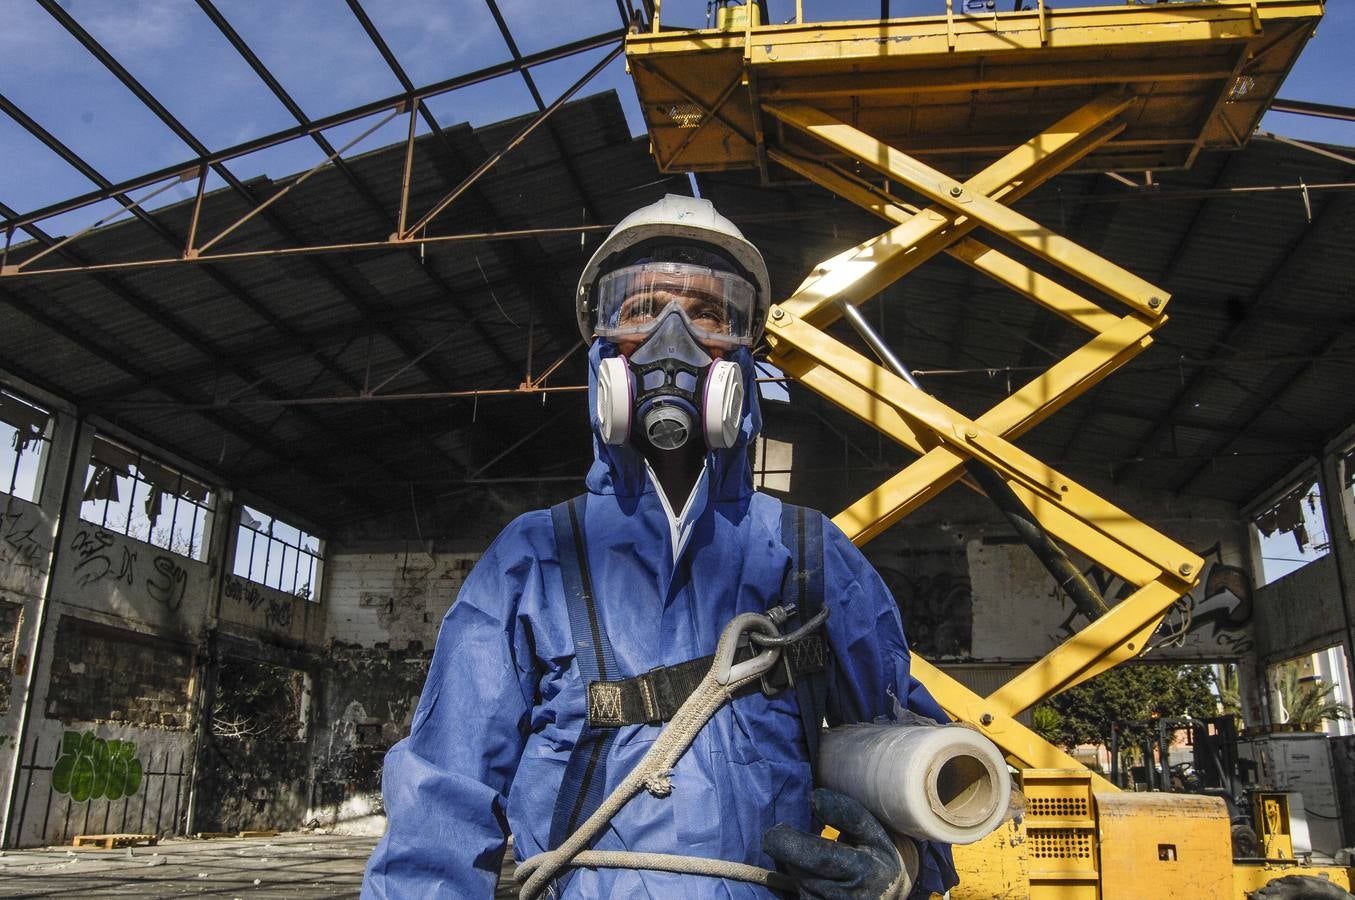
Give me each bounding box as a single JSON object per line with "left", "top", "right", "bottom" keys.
{"left": 1029, "top": 828, "right": 1095, "bottom": 862}
{"left": 1028, "top": 796, "right": 1090, "bottom": 820}
{"left": 1024, "top": 769, "right": 1099, "bottom": 892}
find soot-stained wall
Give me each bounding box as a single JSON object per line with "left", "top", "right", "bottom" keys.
{"left": 300, "top": 550, "right": 475, "bottom": 833}
{"left": 0, "top": 599, "right": 21, "bottom": 714}
{"left": 46, "top": 616, "right": 194, "bottom": 729}
{"left": 194, "top": 654, "right": 316, "bottom": 835}
{"left": 307, "top": 641, "right": 433, "bottom": 833}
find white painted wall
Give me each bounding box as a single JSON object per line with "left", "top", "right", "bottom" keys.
{"left": 323, "top": 550, "right": 479, "bottom": 649}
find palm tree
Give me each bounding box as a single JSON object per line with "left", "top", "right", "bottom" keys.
{"left": 1272, "top": 664, "right": 1352, "bottom": 730}
{"left": 1214, "top": 665, "right": 1243, "bottom": 719}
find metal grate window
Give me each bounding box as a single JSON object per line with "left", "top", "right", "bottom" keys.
{"left": 232, "top": 505, "right": 322, "bottom": 602}
{"left": 78, "top": 434, "right": 214, "bottom": 561}
{"left": 0, "top": 389, "right": 54, "bottom": 504}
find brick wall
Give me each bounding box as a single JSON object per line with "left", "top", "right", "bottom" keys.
{"left": 0, "top": 598, "right": 20, "bottom": 713}
{"left": 46, "top": 615, "right": 194, "bottom": 729}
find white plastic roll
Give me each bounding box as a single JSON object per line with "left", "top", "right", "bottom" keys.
{"left": 816, "top": 723, "right": 1012, "bottom": 846}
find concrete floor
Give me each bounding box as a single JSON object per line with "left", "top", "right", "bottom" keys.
{"left": 0, "top": 834, "right": 376, "bottom": 899}
{"left": 0, "top": 833, "right": 526, "bottom": 898}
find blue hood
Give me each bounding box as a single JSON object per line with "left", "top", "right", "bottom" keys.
{"left": 584, "top": 339, "right": 762, "bottom": 503}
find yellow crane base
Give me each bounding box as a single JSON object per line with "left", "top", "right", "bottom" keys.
{"left": 951, "top": 771, "right": 1353, "bottom": 899}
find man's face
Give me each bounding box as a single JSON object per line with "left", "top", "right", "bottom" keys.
{"left": 609, "top": 270, "right": 733, "bottom": 359}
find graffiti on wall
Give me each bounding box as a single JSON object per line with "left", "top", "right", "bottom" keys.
{"left": 51, "top": 730, "right": 145, "bottom": 802}
{"left": 70, "top": 529, "right": 135, "bottom": 588}
{"left": 1, "top": 507, "right": 51, "bottom": 575}
{"left": 1052, "top": 544, "right": 1254, "bottom": 655}
{"left": 68, "top": 529, "right": 193, "bottom": 613}
{"left": 146, "top": 556, "right": 188, "bottom": 611}
{"left": 224, "top": 578, "right": 294, "bottom": 630}
{"left": 381, "top": 561, "right": 432, "bottom": 629}
{"left": 876, "top": 547, "right": 973, "bottom": 658}
{"left": 8, "top": 729, "right": 187, "bottom": 848}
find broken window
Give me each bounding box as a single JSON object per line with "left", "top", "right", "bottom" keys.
{"left": 212, "top": 657, "right": 309, "bottom": 742}
{"left": 1264, "top": 646, "right": 1353, "bottom": 737}
{"left": 753, "top": 435, "right": 793, "bottom": 493}
{"left": 78, "top": 433, "right": 214, "bottom": 561}
{"left": 1339, "top": 444, "right": 1355, "bottom": 547}
{"left": 0, "top": 389, "right": 54, "bottom": 504}
{"left": 1250, "top": 474, "right": 1330, "bottom": 587}
{"left": 232, "top": 505, "right": 323, "bottom": 602}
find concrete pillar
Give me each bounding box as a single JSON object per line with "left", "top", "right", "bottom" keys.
{"left": 1317, "top": 447, "right": 1355, "bottom": 710}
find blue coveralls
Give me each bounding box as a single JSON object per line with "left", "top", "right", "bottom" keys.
{"left": 362, "top": 342, "right": 958, "bottom": 898}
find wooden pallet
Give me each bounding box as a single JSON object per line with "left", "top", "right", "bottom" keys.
{"left": 237, "top": 830, "right": 278, "bottom": 838}
{"left": 72, "top": 833, "right": 157, "bottom": 850}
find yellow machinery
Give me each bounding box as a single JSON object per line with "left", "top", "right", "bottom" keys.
{"left": 626, "top": 2, "right": 1350, "bottom": 897}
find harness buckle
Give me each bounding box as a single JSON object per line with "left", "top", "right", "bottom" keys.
{"left": 760, "top": 650, "right": 796, "bottom": 696}
{"left": 640, "top": 665, "right": 676, "bottom": 724}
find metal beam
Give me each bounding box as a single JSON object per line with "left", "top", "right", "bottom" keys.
{"left": 347, "top": 0, "right": 604, "bottom": 354}
{"left": 0, "top": 105, "right": 479, "bottom": 478}
{"left": 1270, "top": 97, "right": 1355, "bottom": 122}
{"left": 0, "top": 283, "right": 381, "bottom": 511}
{"left": 0, "top": 204, "right": 449, "bottom": 509}
{"left": 1113, "top": 191, "right": 1350, "bottom": 487}
{"left": 482, "top": 0, "right": 606, "bottom": 225}
{"left": 194, "top": 0, "right": 396, "bottom": 223}
{"left": 0, "top": 96, "right": 408, "bottom": 398}
{"left": 4, "top": 25, "right": 626, "bottom": 232}
{"left": 193, "top": 0, "right": 509, "bottom": 391}
{"left": 33, "top": 0, "right": 468, "bottom": 401}
{"left": 1168, "top": 318, "right": 1353, "bottom": 494}
{"left": 401, "top": 43, "right": 623, "bottom": 238}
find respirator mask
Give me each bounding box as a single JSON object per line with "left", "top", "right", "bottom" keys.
{"left": 589, "top": 260, "right": 754, "bottom": 451}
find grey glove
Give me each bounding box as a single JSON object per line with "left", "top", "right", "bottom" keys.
{"left": 763, "top": 788, "right": 910, "bottom": 900}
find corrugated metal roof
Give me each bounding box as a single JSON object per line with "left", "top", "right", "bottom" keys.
{"left": 3, "top": 92, "right": 685, "bottom": 525}
{"left": 3, "top": 90, "right": 1352, "bottom": 529}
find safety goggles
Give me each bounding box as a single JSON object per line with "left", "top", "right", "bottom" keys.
{"left": 590, "top": 261, "right": 759, "bottom": 346}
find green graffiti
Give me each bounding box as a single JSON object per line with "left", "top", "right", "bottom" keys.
{"left": 51, "top": 731, "right": 144, "bottom": 802}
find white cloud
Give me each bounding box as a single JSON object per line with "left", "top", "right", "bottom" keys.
{"left": 74, "top": 0, "right": 192, "bottom": 56}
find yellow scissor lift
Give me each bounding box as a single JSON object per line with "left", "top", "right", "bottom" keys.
{"left": 626, "top": 2, "right": 1345, "bottom": 897}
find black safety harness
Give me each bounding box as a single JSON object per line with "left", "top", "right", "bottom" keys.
{"left": 547, "top": 494, "right": 831, "bottom": 853}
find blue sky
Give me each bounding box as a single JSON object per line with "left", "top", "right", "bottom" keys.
{"left": 1, "top": 0, "right": 1350, "bottom": 239}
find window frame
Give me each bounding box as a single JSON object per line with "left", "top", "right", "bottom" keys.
{"left": 232, "top": 504, "right": 324, "bottom": 603}
{"left": 1247, "top": 470, "right": 1331, "bottom": 587}
{"left": 78, "top": 433, "right": 215, "bottom": 562}
{"left": 0, "top": 388, "right": 55, "bottom": 505}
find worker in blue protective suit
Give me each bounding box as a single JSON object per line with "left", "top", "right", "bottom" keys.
{"left": 362, "top": 194, "right": 959, "bottom": 899}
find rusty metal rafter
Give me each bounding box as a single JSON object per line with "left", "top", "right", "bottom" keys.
{"left": 1, "top": 25, "right": 627, "bottom": 234}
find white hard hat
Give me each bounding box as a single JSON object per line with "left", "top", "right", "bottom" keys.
{"left": 576, "top": 194, "right": 772, "bottom": 345}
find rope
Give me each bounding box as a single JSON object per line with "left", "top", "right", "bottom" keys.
{"left": 566, "top": 851, "right": 796, "bottom": 893}
{"left": 515, "top": 615, "right": 786, "bottom": 899}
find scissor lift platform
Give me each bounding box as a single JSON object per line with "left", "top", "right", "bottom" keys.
{"left": 626, "top": 5, "right": 1342, "bottom": 895}
{"left": 628, "top": 0, "right": 1323, "bottom": 176}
